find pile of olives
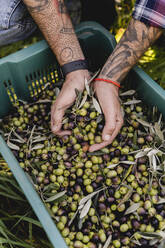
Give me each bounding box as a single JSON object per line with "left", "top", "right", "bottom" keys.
{"left": 1, "top": 81, "right": 165, "bottom": 248}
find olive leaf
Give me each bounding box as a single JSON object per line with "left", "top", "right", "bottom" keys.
{"left": 43, "top": 183, "right": 58, "bottom": 192}
{"left": 138, "top": 231, "right": 162, "bottom": 240}
{"left": 18, "top": 99, "right": 27, "bottom": 105}
{"left": 96, "top": 114, "right": 103, "bottom": 123}
{"left": 103, "top": 234, "right": 112, "bottom": 248}
{"left": 43, "top": 82, "right": 51, "bottom": 90}
{"left": 158, "top": 230, "right": 165, "bottom": 240}
{"left": 78, "top": 204, "right": 84, "bottom": 211}
{"left": 7, "top": 140, "right": 20, "bottom": 151}
{"left": 92, "top": 97, "right": 102, "bottom": 114}
{"left": 107, "top": 161, "right": 136, "bottom": 169}
{"left": 154, "top": 122, "right": 164, "bottom": 141}
{"left": 117, "top": 188, "right": 133, "bottom": 208}
{"left": 27, "top": 125, "right": 36, "bottom": 149}
{"left": 121, "top": 164, "right": 134, "bottom": 183}
{"left": 80, "top": 199, "right": 92, "bottom": 219}
{"left": 124, "top": 202, "right": 140, "bottom": 215}
{"left": 13, "top": 130, "right": 25, "bottom": 143}
{"left": 135, "top": 148, "right": 152, "bottom": 159}
{"left": 147, "top": 149, "right": 159, "bottom": 156}
{"left": 121, "top": 160, "right": 136, "bottom": 165}
{"left": 10, "top": 138, "right": 24, "bottom": 144}
{"left": 85, "top": 78, "right": 91, "bottom": 96}
{"left": 149, "top": 238, "right": 161, "bottom": 246}
{"left": 133, "top": 130, "right": 137, "bottom": 145}
{"left": 158, "top": 240, "right": 165, "bottom": 248}
{"left": 107, "top": 163, "right": 119, "bottom": 169}
{"left": 75, "top": 89, "right": 83, "bottom": 108}
{"left": 31, "top": 144, "right": 45, "bottom": 150}
{"left": 158, "top": 113, "right": 162, "bottom": 125}
{"left": 54, "top": 87, "right": 60, "bottom": 96}
{"left": 79, "top": 187, "right": 107, "bottom": 206}
{"left": 136, "top": 118, "right": 153, "bottom": 128}
{"left": 68, "top": 210, "right": 78, "bottom": 227}
{"left": 35, "top": 99, "right": 52, "bottom": 104}
{"left": 88, "top": 69, "right": 100, "bottom": 85}
{"left": 131, "top": 239, "right": 142, "bottom": 246}
{"left": 87, "top": 151, "right": 107, "bottom": 156}
{"left": 123, "top": 100, "right": 141, "bottom": 105}
{"left": 78, "top": 218, "right": 83, "bottom": 230}
{"left": 32, "top": 137, "right": 47, "bottom": 143}
{"left": 45, "top": 190, "right": 66, "bottom": 203}
{"left": 152, "top": 154, "right": 157, "bottom": 171}
{"left": 130, "top": 103, "right": 134, "bottom": 111}
{"left": 159, "top": 175, "right": 165, "bottom": 192}
{"left": 62, "top": 118, "right": 69, "bottom": 124}
{"left": 120, "top": 89, "right": 136, "bottom": 96}
{"left": 78, "top": 93, "right": 88, "bottom": 109}
{"left": 156, "top": 197, "right": 165, "bottom": 204}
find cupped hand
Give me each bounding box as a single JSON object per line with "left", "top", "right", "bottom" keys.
{"left": 89, "top": 80, "right": 124, "bottom": 152}
{"left": 51, "top": 70, "right": 90, "bottom": 136}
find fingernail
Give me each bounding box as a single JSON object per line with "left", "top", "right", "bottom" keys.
{"left": 52, "top": 126, "right": 58, "bottom": 132}
{"left": 104, "top": 134, "right": 111, "bottom": 141}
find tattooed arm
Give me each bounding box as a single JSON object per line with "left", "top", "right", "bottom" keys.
{"left": 23, "top": 0, "right": 84, "bottom": 64}
{"left": 99, "top": 19, "right": 162, "bottom": 82}
{"left": 23, "top": 0, "right": 89, "bottom": 135}
{"left": 89, "top": 19, "right": 162, "bottom": 152}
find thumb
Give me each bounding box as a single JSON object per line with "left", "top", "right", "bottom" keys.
{"left": 51, "top": 108, "right": 63, "bottom": 134}
{"left": 51, "top": 104, "right": 71, "bottom": 136}
{"left": 102, "top": 118, "right": 116, "bottom": 142}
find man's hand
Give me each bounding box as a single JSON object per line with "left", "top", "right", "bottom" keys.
{"left": 88, "top": 18, "right": 162, "bottom": 152}
{"left": 51, "top": 70, "right": 89, "bottom": 135}
{"left": 89, "top": 81, "right": 123, "bottom": 152}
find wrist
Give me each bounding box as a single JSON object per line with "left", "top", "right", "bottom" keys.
{"left": 65, "top": 69, "right": 89, "bottom": 89}
{"left": 66, "top": 69, "right": 89, "bottom": 80}
{"left": 94, "top": 78, "right": 119, "bottom": 95}
{"left": 61, "top": 59, "right": 88, "bottom": 78}
{"left": 95, "top": 76, "right": 120, "bottom": 88}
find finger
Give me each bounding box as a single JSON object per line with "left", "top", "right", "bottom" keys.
{"left": 89, "top": 117, "right": 123, "bottom": 152}
{"left": 89, "top": 140, "right": 110, "bottom": 152}
{"left": 53, "top": 129, "right": 71, "bottom": 136}
{"left": 94, "top": 86, "right": 117, "bottom": 142}
{"left": 51, "top": 103, "right": 71, "bottom": 136}
{"left": 102, "top": 114, "right": 116, "bottom": 141}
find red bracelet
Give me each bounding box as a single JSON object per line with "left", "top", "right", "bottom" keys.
{"left": 94, "top": 78, "right": 121, "bottom": 88}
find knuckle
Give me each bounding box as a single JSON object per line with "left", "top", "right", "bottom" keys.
{"left": 108, "top": 126, "right": 115, "bottom": 132}
{"left": 52, "top": 128, "right": 60, "bottom": 135}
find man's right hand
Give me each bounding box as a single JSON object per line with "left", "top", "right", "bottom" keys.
{"left": 51, "top": 70, "right": 89, "bottom": 136}
{"left": 89, "top": 80, "right": 123, "bottom": 152}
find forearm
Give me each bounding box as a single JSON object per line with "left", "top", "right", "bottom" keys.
{"left": 22, "top": 0, "right": 84, "bottom": 65}
{"left": 100, "top": 18, "right": 162, "bottom": 82}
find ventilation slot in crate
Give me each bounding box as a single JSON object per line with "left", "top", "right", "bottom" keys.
{"left": 25, "top": 64, "right": 60, "bottom": 98}
{"left": 3, "top": 80, "right": 18, "bottom": 106}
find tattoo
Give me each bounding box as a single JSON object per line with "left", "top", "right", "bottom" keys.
{"left": 26, "top": 0, "right": 50, "bottom": 13}
{"left": 58, "top": 0, "right": 74, "bottom": 34}
{"left": 100, "top": 19, "right": 162, "bottom": 82}
{"left": 58, "top": 0, "right": 67, "bottom": 14}
{"left": 60, "top": 47, "right": 73, "bottom": 62}
{"left": 24, "top": 0, "right": 84, "bottom": 65}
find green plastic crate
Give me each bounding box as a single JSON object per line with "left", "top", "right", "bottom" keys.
{"left": 0, "top": 21, "right": 165, "bottom": 247}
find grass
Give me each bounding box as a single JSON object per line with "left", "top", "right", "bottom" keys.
{"left": 0, "top": 170, "right": 52, "bottom": 248}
